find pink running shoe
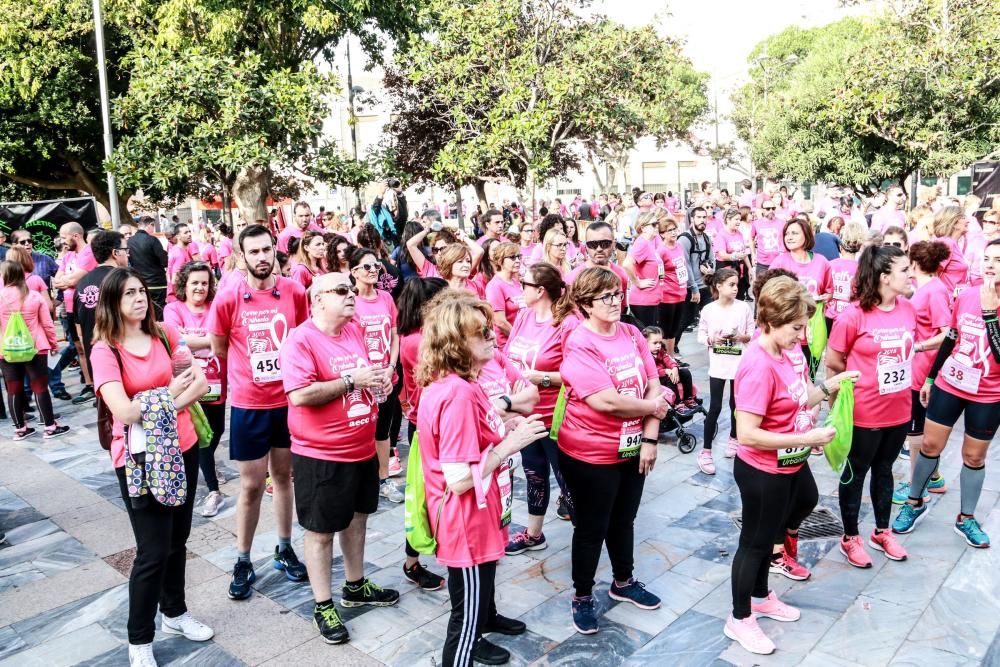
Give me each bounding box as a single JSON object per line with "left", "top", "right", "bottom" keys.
{"left": 769, "top": 550, "right": 811, "bottom": 581}
{"left": 725, "top": 437, "right": 738, "bottom": 458}
{"left": 697, "top": 449, "right": 716, "bottom": 475}
{"left": 724, "top": 614, "right": 776, "bottom": 655}
{"left": 387, "top": 455, "right": 402, "bottom": 477}
{"left": 869, "top": 530, "right": 908, "bottom": 561}
{"left": 840, "top": 535, "right": 873, "bottom": 569}
{"left": 751, "top": 591, "right": 801, "bottom": 622}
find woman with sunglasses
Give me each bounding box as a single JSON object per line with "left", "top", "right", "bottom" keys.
{"left": 656, "top": 216, "right": 687, "bottom": 356}
{"left": 881, "top": 226, "right": 909, "bottom": 253}
{"left": 349, "top": 247, "right": 405, "bottom": 503}
{"left": 164, "top": 261, "right": 229, "bottom": 517}
{"left": 290, "top": 230, "right": 327, "bottom": 290}
{"left": 485, "top": 242, "right": 525, "bottom": 350}
{"left": 416, "top": 291, "right": 548, "bottom": 667}
{"left": 558, "top": 267, "right": 670, "bottom": 635}
{"left": 622, "top": 211, "right": 664, "bottom": 328}
{"left": 357, "top": 222, "right": 401, "bottom": 299}
{"left": 932, "top": 206, "right": 970, "bottom": 294}
{"left": 404, "top": 219, "right": 487, "bottom": 297}
{"left": 503, "top": 262, "right": 580, "bottom": 553}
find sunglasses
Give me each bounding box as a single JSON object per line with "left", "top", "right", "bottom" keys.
{"left": 15, "top": 239, "right": 32, "bottom": 246}
{"left": 355, "top": 262, "right": 382, "bottom": 273}
{"left": 585, "top": 239, "right": 614, "bottom": 250}
{"left": 502, "top": 254, "right": 522, "bottom": 262}
{"left": 763, "top": 206, "right": 776, "bottom": 211}
{"left": 883, "top": 241, "right": 904, "bottom": 248}
{"left": 320, "top": 284, "right": 358, "bottom": 297}
{"left": 595, "top": 291, "right": 625, "bottom": 306}
{"left": 432, "top": 246, "right": 447, "bottom": 254}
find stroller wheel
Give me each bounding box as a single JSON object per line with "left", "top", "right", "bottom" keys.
{"left": 678, "top": 432, "right": 697, "bottom": 454}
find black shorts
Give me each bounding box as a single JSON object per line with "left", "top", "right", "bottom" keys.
{"left": 293, "top": 454, "right": 379, "bottom": 533}
{"left": 925, "top": 385, "right": 1000, "bottom": 441}
{"left": 229, "top": 406, "right": 291, "bottom": 461}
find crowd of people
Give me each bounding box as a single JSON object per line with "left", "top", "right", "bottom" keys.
{"left": 1, "top": 179, "right": 998, "bottom": 665}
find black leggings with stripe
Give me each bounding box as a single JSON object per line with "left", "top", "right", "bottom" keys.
{"left": 443, "top": 561, "right": 498, "bottom": 667}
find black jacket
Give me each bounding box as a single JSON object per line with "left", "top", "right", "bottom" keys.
{"left": 128, "top": 230, "right": 168, "bottom": 288}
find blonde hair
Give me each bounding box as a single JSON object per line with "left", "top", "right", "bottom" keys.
{"left": 933, "top": 206, "right": 964, "bottom": 239}
{"left": 840, "top": 222, "right": 867, "bottom": 253}
{"left": 570, "top": 266, "right": 622, "bottom": 319}
{"left": 756, "top": 276, "right": 816, "bottom": 333}
{"left": 415, "top": 290, "right": 494, "bottom": 386}
{"left": 436, "top": 243, "right": 472, "bottom": 280}
{"left": 490, "top": 241, "right": 520, "bottom": 272}
{"left": 542, "top": 229, "right": 570, "bottom": 272}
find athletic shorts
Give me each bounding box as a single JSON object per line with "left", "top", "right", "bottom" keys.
{"left": 228, "top": 406, "right": 290, "bottom": 461}
{"left": 292, "top": 454, "right": 379, "bottom": 533}
{"left": 925, "top": 385, "right": 1000, "bottom": 441}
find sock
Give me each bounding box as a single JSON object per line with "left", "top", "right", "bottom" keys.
{"left": 769, "top": 552, "right": 781, "bottom": 562}
{"left": 751, "top": 595, "right": 767, "bottom": 604}
{"left": 315, "top": 598, "right": 333, "bottom": 608}
{"left": 346, "top": 578, "right": 364, "bottom": 588}
{"left": 277, "top": 536, "right": 291, "bottom": 551}
{"left": 960, "top": 464, "right": 986, "bottom": 516}
{"left": 909, "top": 453, "right": 940, "bottom": 504}
{"left": 237, "top": 551, "right": 251, "bottom": 564}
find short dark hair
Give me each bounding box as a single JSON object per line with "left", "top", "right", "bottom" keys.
{"left": 294, "top": 201, "right": 311, "bottom": 213}
{"left": 586, "top": 221, "right": 613, "bottom": 236}
{"left": 174, "top": 261, "right": 217, "bottom": 303}
{"left": 782, "top": 218, "right": 815, "bottom": 251}
{"left": 485, "top": 208, "right": 503, "bottom": 222}
{"left": 91, "top": 230, "right": 123, "bottom": 264}
{"left": 691, "top": 206, "right": 707, "bottom": 218}
{"left": 238, "top": 224, "right": 274, "bottom": 253}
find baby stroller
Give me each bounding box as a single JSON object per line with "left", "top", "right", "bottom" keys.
{"left": 659, "top": 382, "right": 706, "bottom": 454}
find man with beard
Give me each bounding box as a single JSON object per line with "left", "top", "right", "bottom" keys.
{"left": 166, "top": 222, "right": 202, "bottom": 302}
{"left": 208, "top": 224, "right": 310, "bottom": 601}
{"left": 567, "top": 221, "right": 628, "bottom": 300}
{"left": 53, "top": 222, "right": 98, "bottom": 403}
{"left": 677, "top": 207, "right": 715, "bottom": 350}
{"left": 277, "top": 201, "right": 323, "bottom": 254}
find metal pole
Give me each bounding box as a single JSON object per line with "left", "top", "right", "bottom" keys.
{"left": 92, "top": 0, "right": 121, "bottom": 228}
{"left": 713, "top": 90, "right": 721, "bottom": 189}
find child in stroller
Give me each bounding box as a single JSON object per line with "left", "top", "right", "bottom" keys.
{"left": 643, "top": 326, "right": 705, "bottom": 452}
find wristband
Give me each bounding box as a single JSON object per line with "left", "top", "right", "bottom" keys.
{"left": 640, "top": 437, "right": 658, "bottom": 446}
{"left": 925, "top": 377, "right": 935, "bottom": 386}
{"left": 499, "top": 395, "right": 513, "bottom": 412}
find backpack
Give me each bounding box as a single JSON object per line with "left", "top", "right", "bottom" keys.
{"left": 1, "top": 295, "right": 37, "bottom": 363}
{"left": 97, "top": 346, "right": 124, "bottom": 450}
{"left": 403, "top": 431, "right": 447, "bottom": 555}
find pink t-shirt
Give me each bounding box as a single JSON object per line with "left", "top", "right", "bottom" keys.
{"left": 217, "top": 237, "right": 234, "bottom": 263}
{"left": 281, "top": 320, "right": 378, "bottom": 462}
{"left": 965, "top": 234, "right": 989, "bottom": 284}
{"left": 276, "top": 224, "right": 323, "bottom": 254}
{"left": 558, "top": 323, "right": 658, "bottom": 465}
{"left": 871, "top": 207, "right": 906, "bottom": 234}
{"left": 207, "top": 276, "right": 308, "bottom": 409}
{"left": 166, "top": 243, "right": 199, "bottom": 301}
{"left": 400, "top": 332, "right": 422, "bottom": 422}
{"left": 26, "top": 274, "right": 47, "bottom": 297}
{"left": 200, "top": 242, "right": 219, "bottom": 269}
{"left": 217, "top": 268, "right": 246, "bottom": 294}
{"left": 935, "top": 236, "right": 969, "bottom": 293}
{"left": 696, "top": 300, "right": 754, "bottom": 380}
{"left": 163, "top": 301, "right": 227, "bottom": 404}
{"left": 352, "top": 290, "right": 397, "bottom": 374}
{"left": 91, "top": 324, "right": 197, "bottom": 469}
{"left": 416, "top": 261, "right": 486, "bottom": 299}
{"left": 567, "top": 262, "right": 629, "bottom": 296}
{"left": 714, "top": 228, "right": 747, "bottom": 262}
{"left": 828, "top": 301, "right": 916, "bottom": 428}
{"left": 934, "top": 287, "right": 1000, "bottom": 402}
{"left": 825, "top": 258, "right": 859, "bottom": 319}
{"left": 734, "top": 340, "right": 814, "bottom": 475}
{"left": 477, "top": 353, "right": 527, "bottom": 401}
{"left": 504, "top": 310, "right": 580, "bottom": 428}
{"left": 289, "top": 262, "right": 320, "bottom": 291}
{"left": 657, "top": 243, "right": 688, "bottom": 303}
{"left": 769, "top": 252, "right": 832, "bottom": 299}
{"left": 416, "top": 373, "right": 507, "bottom": 567}
{"left": 751, "top": 218, "right": 785, "bottom": 266}
{"left": 909, "top": 277, "right": 952, "bottom": 389}
{"left": 485, "top": 275, "right": 525, "bottom": 350}
{"left": 626, "top": 236, "right": 663, "bottom": 306}
{"left": 704, "top": 218, "right": 724, "bottom": 248}
{"left": 59, "top": 245, "right": 98, "bottom": 313}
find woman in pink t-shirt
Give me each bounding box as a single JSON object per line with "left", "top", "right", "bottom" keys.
{"left": 541, "top": 228, "right": 571, "bottom": 276}
{"left": 404, "top": 220, "right": 487, "bottom": 298}
{"left": 558, "top": 267, "right": 670, "bottom": 634}
{"left": 728, "top": 276, "right": 856, "bottom": 655}
{"left": 164, "top": 261, "right": 229, "bottom": 517}
{"left": 90, "top": 268, "right": 212, "bottom": 665}
{"left": 894, "top": 239, "right": 1000, "bottom": 548}
{"left": 289, "top": 230, "right": 327, "bottom": 291}
{"left": 932, "top": 205, "right": 969, "bottom": 294}
{"left": 827, "top": 246, "right": 914, "bottom": 568}
{"left": 623, "top": 210, "right": 663, "bottom": 328}
{"left": 7, "top": 246, "right": 53, "bottom": 314}
{"left": 656, "top": 216, "right": 688, "bottom": 355}
{"left": 415, "top": 293, "right": 547, "bottom": 667}
{"left": 823, "top": 222, "right": 866, "bottom": 332}
{"left": 714, "top": 209, "right": 752, "bottom": 301}
{"left": 485, "top": 242, "right": 525, "bottom": 349}
{"left": 502, "top": 262, "right": 580, "bottom": 554}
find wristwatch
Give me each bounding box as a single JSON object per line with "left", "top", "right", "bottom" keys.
{"left": 499, "top": 395, "right": 513, "bottom": 411}
{"left": 541, "top": 374, "right": 551, "bottom": 388}
{"left": 342, "top": 372, "right": 355, "bottom": 393}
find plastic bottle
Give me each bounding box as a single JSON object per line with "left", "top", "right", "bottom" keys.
{"left": 172, "top": 339, "right": 194, "bottom": 377}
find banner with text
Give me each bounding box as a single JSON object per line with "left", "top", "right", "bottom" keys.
{"left": 0, "top": 197, "right": 99, "bottom": 258}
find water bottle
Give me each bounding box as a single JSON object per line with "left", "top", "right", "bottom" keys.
{"left": 370, "top": 362, "right": 388, "bottom": 404}
{"left": 172, "top": 340, "right": 194, "bottom": 377}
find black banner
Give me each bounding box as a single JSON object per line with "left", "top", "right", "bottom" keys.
{"left": 0, "top": 197, "right": 99, "bottom": 259}
{"left": 972, "top": 161, "right": 1000, "bottom": 213}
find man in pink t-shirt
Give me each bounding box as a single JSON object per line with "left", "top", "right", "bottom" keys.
{"left": 53, "top": 221, "right": 99, "bottom": 401}
{"left": 280, "top": 272, "right": 399, "bottom": 638}
{"left": 567, "top": 221, "right": 629, "bottom": 307}
{"left": 166, "top": 222, "right": 202, "bottom": 301}
{"left": 751, "top": 203, "right": 785, "bottom": 271}
{"left": 208, "top": 224, "right": 309, "bottom": 600}
{"left": 871, "top": 186, "right": 907, "bottom": 233}
{"left": 277, "top": 201, "right": 324, "bottom": 253}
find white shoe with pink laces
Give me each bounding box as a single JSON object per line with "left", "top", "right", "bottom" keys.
{"left": 725, "top": 437, "right": 739, "bottom": 458}
{"left": 697, "top": 449, "right": 716, "bottom": 475}
{"left": 751, "top": 591, "right": 800, "bottom": 622}
{"left": 724, "top": 614, "right": 776, "bottom": 655}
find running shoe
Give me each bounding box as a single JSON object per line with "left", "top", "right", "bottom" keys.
{"left": 380, "top": 480, "right": 404, "bottom": 503}
{"left": 44, "top": 425, "right": 70, "bottom": 439}
{"left": 928, "top": 474, "right": 948, "bottom": 494}
{"left": 892, "top": 502, "right": 929, "bottom": 534}
{"left": 341, "top": 578, "right": 399, "bottom": 607}
{"left": 314, "top": 601, "right": 350, "bottom": 644}
{"left": 571, "top": 595, "right": 598, "bottom": 634}
{"left": 674, "top": 404, "right": 694, "bottom": 419}
{"left": 608, "top": 578, "right": 661, "bottom": 609}
{"left": 869, "top": 529, "right": 908, "bottom": 561}
{"left": 725, "top": 437, "right": 739, "bottom": 458}
{"left": 52, "top": 389, "right": 72, "bottom": 401}
{"left": 264, "top": 474, "right": 273, "bottom": 497}
{"left": 161, "top": 612, "right": 214, "bottom": 641}
{"left": 200, "top": 491, "right": 225, "bottom": 518}
{"left": 783, "top": 533, "right": 799, "bottom": 561}
{"left": 505, "top": 529, "right": 547, "bottom": 555}
{"left": 954, "top": 515, "right": 991, "bottom": 548}
{"left": 482, "top": 614, "right": 527, "bottom": 635}
{"left": 768, "top": 550, "right": 810, "bottom": 581}
{"left": 128, "top": 642, "right": 157, "bottom": 667}
{"left": 899, "top": 443, "right": 910, "bottom": 460}
{"left": 751, "top": 591, "right": 800, "bottom": 622}
{"left": 403, "top": 561, "right": 445, "bottom": 591}
{"left": 71, "top": 385, "right": 95, "bottom": 405}
{"left": 697, "top": 449, "right": 716, "bottom": 475}
{"left": 12, "top": 427, "right": 36, "bottom": 441}
{"left": 892, "top": 481, "right": 930, "bottom": 505}
{"left": 273, "top": 545, "right": 308, "bottom": 581}
{"left": 840, "top": 535, "right": 872, "bottom": 569}
{"left": 387, "top": 455, "right": 402, "bottom": 477}
{"left": 724, "top": 614, "right": 775, "bottom": 655}
{"left": 556, "top": 495, "right": 572, "bottom": 521}
{"left": 228, "top": 560, "right": 256, "bottom": 600}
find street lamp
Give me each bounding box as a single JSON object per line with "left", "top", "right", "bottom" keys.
{"left": 92, "top": 0, "right": 121, "bottom": 228}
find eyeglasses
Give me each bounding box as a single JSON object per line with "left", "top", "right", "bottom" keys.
{"left": 585, "top": 239, "right": 614, "bottom": 250}
{"left": 595, "top": 291, "right": 625, "bottom": 306}
{"left": 15, "top": 238, "right": 32, "bottom": 246}
{"left": 520, "top": 280, "right": 540, "bottom": 289}
{"left": 319, "top": 284, "right": 358, "bottom": 298}
{"left": 521, "top": 227, "right": 533, "bottom": 233}
{"left": 551, "top": 242, "right": 568, "bottom": 249}
{"left": 883, "top": 241, "right": 904, "bottom": 248}
{"left": 116, "top": 246, "right": 129, "bottom": 253}
{"left": 355, "top": 262, "right": 381, "bottom": 273}
{"left": 477, "top": 324, "right": 495, "bottom": 341}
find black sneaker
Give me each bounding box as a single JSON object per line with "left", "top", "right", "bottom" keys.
{"left": 52, "top": 390, "right": 72, "bottom": 401}
{"left": 72, "top": 386, "right": 95, "bottom": 405}
{"left": 228, "top": 560, "right": 256, "bottom": 600}
{"left": 556, "top": 495, "right": 572, "bottom": 521}
{"left": 273, "top": 545, "right": 308, "bottom": 582}
{"left": 403, "top": 561, "right": 445, "bottom": 591}
{"left": 472, "top": 638, "right": 510, "bottom": 665}
{"left": 44, "top": 425, "right": 70, "bottom": 439}
{"left": 313, "top": 602, "right": 350, "bottom": 644}
{"left": 340, "top": 578, "right": 399, "bottom": 608}
{"left": 483, "top": 614, "right": 526, "bottom": 636}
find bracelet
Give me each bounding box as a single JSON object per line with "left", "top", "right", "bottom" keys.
{"left": 499, "top": 395, "right": 513, "bottom": 412}
{"left": 915, "top": 342, "right": 923, "bottom": 353}
{"left": 819, "top": 383, "right": 831, "bottom": 398}
{"left": 640, "top": 437, "right": 658, "bottom": 446}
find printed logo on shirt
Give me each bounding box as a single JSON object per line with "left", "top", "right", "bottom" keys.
{"left": 328, "top": 355, "right": 375, "bottom": 423}
{"left": 507, "top": 338, "right": 540, "bottom": 372}
{"left": 78, "top": 284, "right": 101, "bottom": 309}
{"left": 604, "top": 350, "right": 648, "bottom": 400}
{"left": 758, "top": 227, "right": 779, "bottom": 251}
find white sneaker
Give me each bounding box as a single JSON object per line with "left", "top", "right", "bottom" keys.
{"left": 380, "top": 480, "right": 404, "bottom": 503}
{"left": 162, "top": 612, "right": 215, "bottom": 641}
{"left": 387, "top": 455, "right": 402, "bottom": 477}
{"left": 129, "top": 643, "right": 158, "bottom": 667}
{"left": 215, "top": 466, "right": 226, "bottom": 485}
{"left": 200, "top": 491, "right": 225, "bottom": 518}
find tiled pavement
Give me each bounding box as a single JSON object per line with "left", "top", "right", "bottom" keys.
{"left": 1, "top": 338, "right": 999, "bottom": 666}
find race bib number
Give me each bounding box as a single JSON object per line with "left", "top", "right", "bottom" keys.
{"left": 777, "top": 447, "right": 810, "bottom": 468}
{"left": 251, "top": 351, "right": 281, "bottom": 383}
{"left": 877, "top": 359, "right": 910, "bottom": 395}
{"left": 202, "top": 383, "right": 222, "bottom": 402}
{"left": 711, "top": 341, "right": 742, "bottom": 356}
{"left": 674, "top": 257, "right": 688, "bottom": 284}
{"left": 941, "top": 356, "right": 982, "bottom": 393}
{"left": 619, "top": 420, "right": 642, "bottom": 459}
{"left": 497, "top": 462, "right": 513, "bottom": 529}
{"left": 833, "top": 278, "right": 850, "bottom": 301}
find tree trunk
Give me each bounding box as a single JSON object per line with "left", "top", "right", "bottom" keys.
{"left": 474, "top": 180, "right": 489, "bottom": 214}
{"left": 588, "top": 152, "right": 607, "bottom": 194}
{"left": 232, "top": 166, "right": 270, "bottom": 225}
{"left": 89, "top": 186, "right": 133, "bottom": 228}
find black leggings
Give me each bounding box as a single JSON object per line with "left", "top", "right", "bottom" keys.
{"left": 659, "top": 301, "right": 685, "bottom": 341}
{"left": 0, "top": 355, "right": 55, "bottom": 429}
{"left": 630, "top": 304, "right": 659, "bottom": 329}
{"left": 839, "top": 423, "right": 908, "bottom": 535}
{"left": 520, "top": 435, "right": 571, "bottom": 517}
{"left": 559, "top": 451, "right": 645, "bottom": 597}
{"left": 443, "top": 561, "right": 497, "bottom": 667}
{"left": 199, "top": 402, "right": 227, "bottom": 493}
{"left": 375, "top": 372, "right": 403, "bottom": 448}
{"left": 704, "top": 377, "right": 736, "bottom": 449}
{"left": 661, "top": 368, "right": 694, "bottom": 401}
{"left": 731, "top": 457, "right": 817, "bottom": 619}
